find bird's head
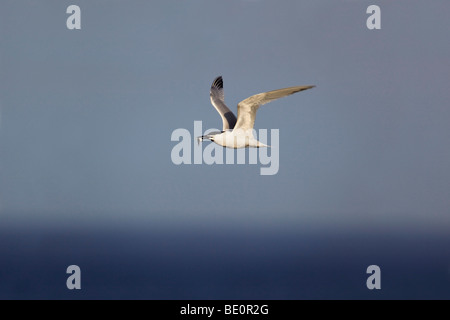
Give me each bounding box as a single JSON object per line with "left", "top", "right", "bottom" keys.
{"left": 196, "top": 132, "right": 218, "bottom": 145}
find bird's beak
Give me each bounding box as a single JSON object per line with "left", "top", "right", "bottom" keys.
{"left": 196, "top": 134, "right": 215, "bottom": 145}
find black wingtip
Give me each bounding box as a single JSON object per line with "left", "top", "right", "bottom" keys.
{"left": 212, "top": 76, "right": 223, "bottom": 90}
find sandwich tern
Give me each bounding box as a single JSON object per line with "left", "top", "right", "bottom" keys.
{"left": 198, "top": 76, "right": 315, "bottom": 148}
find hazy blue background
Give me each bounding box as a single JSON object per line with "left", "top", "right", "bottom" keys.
{"left": 0, "top": 1, "right": 449, "bottom": 299}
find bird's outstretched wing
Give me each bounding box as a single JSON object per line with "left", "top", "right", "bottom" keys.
{"left": 234, "top": 85, "right": 315, "bottom": 130}
{"left": 210, "top": 76, "right": 237, "bottom": 130}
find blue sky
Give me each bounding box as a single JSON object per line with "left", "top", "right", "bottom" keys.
{"left": 0, "top": 0, "right": 449, "bottom": 238}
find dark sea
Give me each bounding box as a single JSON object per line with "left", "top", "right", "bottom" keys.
{"left": 0, "top": 217, "right": 449, "bottom": 300}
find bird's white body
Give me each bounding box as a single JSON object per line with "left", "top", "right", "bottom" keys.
{"left": 199, "top": 76, "right": 314, "bottom": 149}
{"left": 209, "top": 129, "right": 268, "bottom": 149}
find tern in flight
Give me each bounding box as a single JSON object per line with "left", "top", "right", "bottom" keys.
{"left": 198, "top": 76, "right": 315, "bottom": 148}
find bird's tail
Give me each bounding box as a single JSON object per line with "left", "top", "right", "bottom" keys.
{"left": 256, "top": 141, "right": 270, "bottom": 148}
